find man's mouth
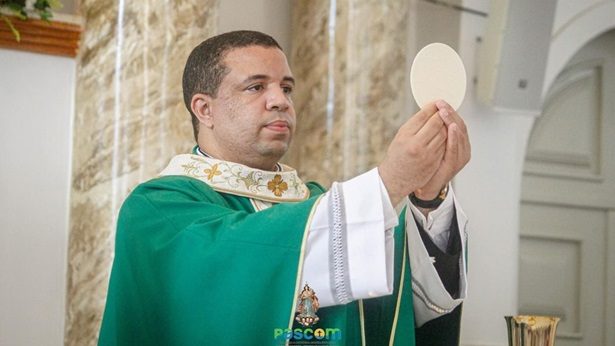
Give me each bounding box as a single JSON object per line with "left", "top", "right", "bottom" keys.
{"left": 265, "top": 120, "right": 290, "bottom": 132}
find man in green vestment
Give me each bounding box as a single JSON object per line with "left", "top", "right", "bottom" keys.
{"left": 99, "top": 30, "right": 471, "bottom": 346}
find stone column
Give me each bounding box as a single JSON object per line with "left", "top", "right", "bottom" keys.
{"left": 65, "top": 1, "right": 218, "bottom": 345}
{"left": 287, "top": 0, "right": 412, "bottom": 186}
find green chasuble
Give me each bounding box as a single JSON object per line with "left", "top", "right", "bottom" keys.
{"left": 99, "top": 154, "right": 420, "bottom": 346}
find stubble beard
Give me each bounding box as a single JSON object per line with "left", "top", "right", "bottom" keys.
{"left": 253, "top": 138, "right": 291, "bottom": 161}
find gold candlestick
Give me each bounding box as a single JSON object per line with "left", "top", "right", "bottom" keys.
{"left": 505, "top": 315, "right": 560, "bottom": 346}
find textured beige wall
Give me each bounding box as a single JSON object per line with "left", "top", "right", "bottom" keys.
{"left": 218, "top": 0, "right": 292, "bottom": 52}
{"left": 65, "top": 1, "right": 218, "bottom": 344}
{"left": 284, "top": 0, "right": 461, "bottom": 187}
{"left": 286, "top": 0, "right": 413, "bottom": 186}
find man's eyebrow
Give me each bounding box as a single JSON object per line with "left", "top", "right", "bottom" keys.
{"left": 242, "top": 74, "right": 295, "bottom": 85}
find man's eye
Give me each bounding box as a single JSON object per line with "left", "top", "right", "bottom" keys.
{"left": 247, "top": 84, "right": 264, "bottom": 91}
{"left": 282, "top": 86, "right": 293, "bottom": 94}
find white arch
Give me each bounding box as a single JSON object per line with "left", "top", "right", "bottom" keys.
{"left": 542, "top": 1, "right": 615, "bottom": 97}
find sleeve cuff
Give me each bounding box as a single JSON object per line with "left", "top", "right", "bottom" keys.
{"left": 409, "top": 184, "right": 455, "bottom": 252}
{"left": 343, "top": 168, "right": 394, "bottom": 301}
{"left": 406, "top": 188, "right": 469, "bottom": 326}
{"left": 301, "top": 168, "right": 395, "bottom": 307}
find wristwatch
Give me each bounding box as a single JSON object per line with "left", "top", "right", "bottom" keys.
{"left": 410, "top": 184, "right": 449, "bottom": 209}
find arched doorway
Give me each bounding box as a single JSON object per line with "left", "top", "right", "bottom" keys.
{"left": 520, "top": 30, "right": 615, "bottom": 346}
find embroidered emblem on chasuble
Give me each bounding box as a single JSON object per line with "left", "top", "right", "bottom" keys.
{"left": 295, "top": 283, "right": 320, "bottom": 327}
{"left": 159, "top": 154, "right": 310, "bottom": 203}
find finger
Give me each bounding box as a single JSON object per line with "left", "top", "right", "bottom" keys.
{"left": 436, "top": 100, "right": 454, "bottom": 127}
{"left": 450, "top": 110, "right": 468, "bottom": 134}
{"left": 458, "top": 127, "right": 471, "bottom": 165}
{"left": 427, "top": 125, "right": 447, "bottom": 151}
{"left": 450, "top": 116, "right": 469, "bottom": 159}
{"left": 415, "top": 112, "right": 445, "bottom": 143}
{"left": 434, "top": 143, "right": 446, "bottom": 165}
{"left": 426, "top": 145, "right": 446, "bottom": 176}
{"left": 403, "top": 102, "right": 439, "bottom": 134}
{"left": 445, "top": 123, "right": 459, "bottom": 164}
{"left": 436, "top": 100, "right": 468, "bottom": 134}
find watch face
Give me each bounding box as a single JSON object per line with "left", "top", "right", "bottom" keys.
{"left": 438, "top": 185, "right": 449, "bottom": 200}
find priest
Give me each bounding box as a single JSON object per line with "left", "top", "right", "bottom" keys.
{"left": 99, "top": 30, "right": 471, "bottom": 346}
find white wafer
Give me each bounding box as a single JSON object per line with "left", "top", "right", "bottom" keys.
{"left": 410, "top": 43, "right": 466, "bottom": 110}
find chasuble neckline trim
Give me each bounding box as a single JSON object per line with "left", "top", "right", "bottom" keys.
{"left": 159, "top": 154, "right": 310, "bottom": 202}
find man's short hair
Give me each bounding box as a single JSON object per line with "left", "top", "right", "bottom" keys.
{"left": 182, "top": 30, "right": 283, "bottom": 142}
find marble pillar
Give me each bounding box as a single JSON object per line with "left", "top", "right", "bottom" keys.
{"left": 65, "top": 1, "right": 218, "bottom": 345}
{"left": 287, "top": 0, "right": 412, "bottom": 186}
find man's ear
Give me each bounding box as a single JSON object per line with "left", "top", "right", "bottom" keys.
{"left": 191, "top": 93, "right": 214, "bottom": 128}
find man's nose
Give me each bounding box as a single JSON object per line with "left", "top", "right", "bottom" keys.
{"left": 265, "top": 87, "right": 290, "bottom": 111}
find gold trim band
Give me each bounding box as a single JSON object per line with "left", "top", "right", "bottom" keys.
{"left": 389, "top": 231, "right": 408, "bottom": 346}
{"left": 359, "top": 299, "right": 366, "bottom": 346}
{"left": 286, "top": 195, "right": 325, "bottom": 345}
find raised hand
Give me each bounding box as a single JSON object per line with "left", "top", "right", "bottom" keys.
{"left": 414, "top": 100, "right": 471, "bottom": 201}
{"left": 378, "top": 102, "right": 448, "bottom": 206}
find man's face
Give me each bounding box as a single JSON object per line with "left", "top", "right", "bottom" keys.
{"left": 205, "top": 46, "right": 296, "bottom": 168}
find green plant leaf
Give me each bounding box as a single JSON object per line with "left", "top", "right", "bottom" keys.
{"left": 48, "top": 0, "right": 61, "bottom": 9}
{"left": 34, "top": 0, "right": 46, "bottom": 10}
{"left": 1, "top": 0, "right": 62, "bottom": 39}
{"left": 1, "top": 14, "right": 21, "bottom": 42}
{"left": 6, "top": 2, "right": 24, "bottom": 12}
